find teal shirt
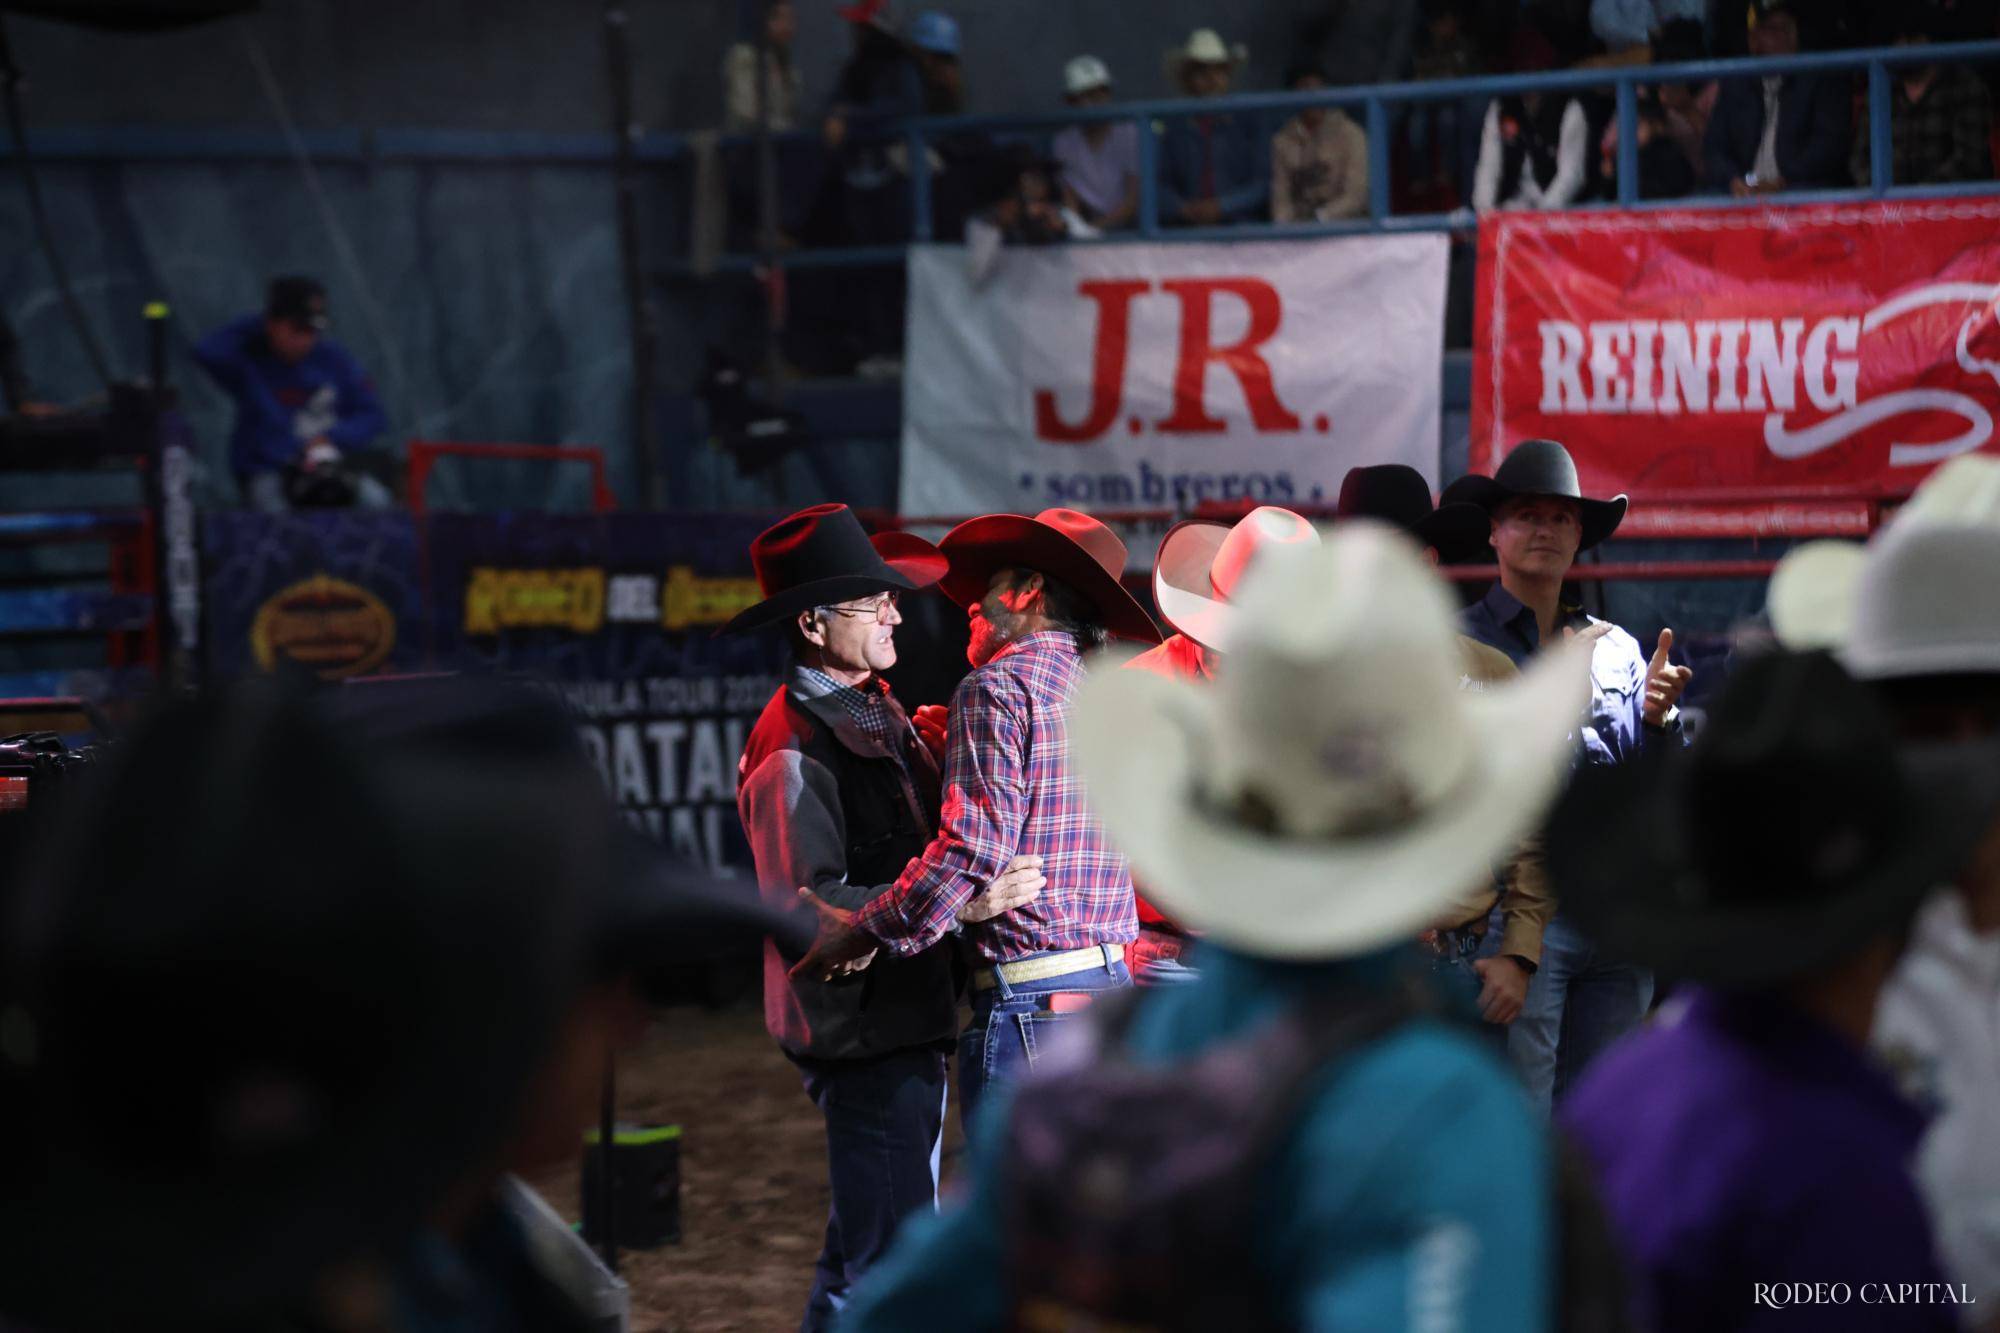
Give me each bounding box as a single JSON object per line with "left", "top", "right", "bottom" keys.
{"left": 841, "top": 945, "right": 1553, "bottom": 1331}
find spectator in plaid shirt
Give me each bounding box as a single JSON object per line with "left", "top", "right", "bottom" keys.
{"left": 792, "top": 508, "right": 1163, "bottom": 1123}
{"left": 1851, "top": 9, "right": 1996, "bottom": 186}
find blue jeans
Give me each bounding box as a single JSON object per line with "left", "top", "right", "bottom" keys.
{"left": 958, "top": 945, "right": 1131, "bottom": 1131}
{"left": 789, "top": 1046, "right": 947, "bottom": 1332}
{"left": 1507, "top": 911, "right": 1653, "bottom": 1114}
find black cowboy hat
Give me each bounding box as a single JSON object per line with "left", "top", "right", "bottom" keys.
{"left": 938, "top": 508, "right": 1162, "bottom": 645}
{"left": 1335, "top": 464, "right": 1490, "bottom": 562}
{"left": 1443, "top": 439, "right": 1629, "bottom": 552}
{"left": 1548, "top": 650, "right": 2000, "bottom": 988}
{"left": 0, "top": 678, "right": 802, "bottom": 1330}
{"left": 721, "top": 503, "right": 947, "bottom": 635}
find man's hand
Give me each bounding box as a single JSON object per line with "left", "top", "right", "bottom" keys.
{"left": 1564, "top": 621, "right": 1616, "bottom": 647}
{"left": 1643, "top": 628, "right": 1694, "bottom": 727}
{"left": 912, "top": 704, "right": 948, "bottom": 763}
{"left": 787, "top": 889, "right": 878, "bottom": 983}
{"left": 302, "top": 437, "right": 342, "bottom": 472}
{"left": 1472, "top": 956, "right": 1531, "bottom": 1025}
{"left": 957, "top": 855, "right": 1044, "bottom": 924}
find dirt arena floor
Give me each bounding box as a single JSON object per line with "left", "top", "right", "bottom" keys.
{"left": 526, "top": 1002, "right": 964, "bottom": 1333}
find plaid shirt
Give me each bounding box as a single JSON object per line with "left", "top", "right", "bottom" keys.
{"left": 855, "top": 630, "right": 1137, "bottom": 963}
{"left": 1855, "top": 64, "right": 1995, "bottom": 187}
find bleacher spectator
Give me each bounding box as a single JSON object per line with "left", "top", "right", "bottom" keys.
{"left": 721, "top": 0, "right": 800, "bottom": 132}
{"left": 1051, "top": 56, "right": 1139, "bottom": 231}
{"left": 1399, "top": 0, "right": 1486, "bottom": 214}
{"left": 1159, "top": 28, "right": 1268, "bottom": 227}
{"left": 823, "top": 1, "right": 921, "bottom": 160}
{"left": 906, "top": 12, "right": 995, "bottom": 242}
{"left": 1651, "top": 22, "right": 1721, "bottom": 177}
{"left": 966, "top": 145, "right": 1093, "bottom": 283}
{"left": 1270, "top": 62, "right": 1370, "bottom": 222}
{"left": 1594, "top": 92, "right": 1699, "bottom": 197}
{"left": 1851, "top": 7, "right": 1996, "bottom": 185}
{"left": 908, "top": 10, "right": 961, "bottom": 115}
{"left": 1703, "top": 0, "right": 1853, "bottom": 195}
{"left": 1472, "top": 28, "right": 1590, "bottom": 210}
{"left": 194, "top": 277, "right": 392, "bottom": 514}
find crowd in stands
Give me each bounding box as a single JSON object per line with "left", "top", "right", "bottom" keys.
{"left": 709, "top": 0, "right": 1998, "bottom": 373}
{"left": 719, "top": 0, "right": 1999, "bottom": 239}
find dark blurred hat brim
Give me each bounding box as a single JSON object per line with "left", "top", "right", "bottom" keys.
{"left": 1413, "top": 501, "right": 1493, "bottom": 561}
{"left": 601, "top": 830, "right": 812, "bottom": 996}
{"left": 1550, "top": 739, "right": 2000, "bottom": 987}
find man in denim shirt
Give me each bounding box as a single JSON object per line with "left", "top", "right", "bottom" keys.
{"left": 1446, "top": 438, "right": 1693, "bottom": 1110}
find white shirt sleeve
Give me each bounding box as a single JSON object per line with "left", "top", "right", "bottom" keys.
{"left": 1543, "top": 100, "right": 1590, "bottom": 209}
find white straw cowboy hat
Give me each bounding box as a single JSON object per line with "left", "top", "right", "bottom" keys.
{"left": 1768, "top": 454, "right": 2000, "bottom": 678}
{"left": 1071, "top": 522, "right": 1593, "bottom": 961}
{"left": 1152, "top": 506, "right": 1319, "bottom": 651}
{"left": 1163, "top": 28, "right": 1246, "bottom": 84}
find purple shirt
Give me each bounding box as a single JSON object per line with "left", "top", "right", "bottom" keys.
{"left": 855, "top": 630, "right": 1138, "bottom": 963}
{"left": 1051, "top": 122, "right": 1138, "bottom": 220}
{"left": 1562, "top": 989, "right": 1960, "bottom": 1332}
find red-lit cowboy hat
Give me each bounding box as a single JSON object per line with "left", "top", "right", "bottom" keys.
{"left": 1442, "top": 439, "right": 1629, "bottom": 552}
{"left": 721, "top": 504, "right": 946, "bottom": 635}
{"left": 938, "top": 508, "right": 1162, "bottom": 645}
{"left": 1152, "top": 506, "right": 1319, "bottom": 652}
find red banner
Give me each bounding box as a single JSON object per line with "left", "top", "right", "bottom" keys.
{"left": 1473, "top": 201, "right": 2000, "bottom": 509}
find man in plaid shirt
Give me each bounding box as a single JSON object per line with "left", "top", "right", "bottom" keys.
{"left": 1851, "top": 10, "right": 1995, "bottom": 187}
{"left": 793, "top": 508, "right": 1163, "bottom": 1121}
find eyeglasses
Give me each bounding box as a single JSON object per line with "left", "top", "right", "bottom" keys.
{"left": 821, "top": 591, "right": 901, "bottom": 623}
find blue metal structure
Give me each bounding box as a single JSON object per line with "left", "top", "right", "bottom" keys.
{"left": 13, "top": 42, "right": 2000, "bottom": 243}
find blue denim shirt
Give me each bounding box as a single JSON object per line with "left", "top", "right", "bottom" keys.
{"left": 1460, "top": 582, "right": 1677, "bottom": 768}
{"left": 842, "top": 945, "right": 1552, "bottom": 1330}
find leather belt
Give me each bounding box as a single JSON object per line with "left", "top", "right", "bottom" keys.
{"left": 971, "top": 943, "right": 1124, "bottom": 992}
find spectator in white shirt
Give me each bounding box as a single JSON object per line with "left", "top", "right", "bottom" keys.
{"left": 1472, "top": 28, "right": 1588, "bottom": 211}
{"left": 1050, "top": 56, "right": 1139, "bottom": 231}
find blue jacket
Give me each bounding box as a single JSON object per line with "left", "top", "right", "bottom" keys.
{"left": 1160, "top": 112, "right": 1269, "bottom": 225}
{"left": 840, "top": 946, "right": 1553, "bottom": 1330}
{"left": 1460, "top": 583, "right": 1682, "bottom": 768}
{"left": 1703, "top": 73, "right": 1854, "bottom": 192}
{"left": 193, "top": 313, "right": 388, "bottom": 477}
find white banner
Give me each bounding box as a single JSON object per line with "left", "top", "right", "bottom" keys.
{"left": 898, "top": 236, "right": 1449, "bottom": 539}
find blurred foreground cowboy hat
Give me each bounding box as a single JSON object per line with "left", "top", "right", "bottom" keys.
{"left": 1152, "top": 505, "right": 1319, "bottom": 652}
{"left": 0, "top": 678, "right": 803, "bottom": 1330}
{"left": 1442, "top": 438, "right": 1629, "bottom": 552}
{"left": 1071, "top": 522, "right": 1592, "bottom": 960}
{"left": 1548, "top": 650, "right": 2000, "bottom": 988}
{"left": 939, "top": 507, "right": 1162, "bottom": 645}
{"left": 1769, "top": 454, "right": 2000, "bottom": 679}
{"left": 1335, "top": 463, "right": 1491, "bottom": 561}
{"left": 721, "top": 503, "right": 946, "bottom": 635}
